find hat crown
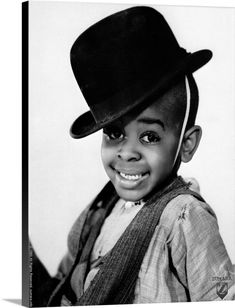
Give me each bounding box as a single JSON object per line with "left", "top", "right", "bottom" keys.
{"left": 71, "top": 7, "right": 185, "bottom": 112}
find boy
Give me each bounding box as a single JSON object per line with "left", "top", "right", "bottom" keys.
{"left": 32, "top": 5, "right": 234, "bottom": 306}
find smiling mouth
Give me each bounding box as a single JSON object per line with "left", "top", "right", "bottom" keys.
{"left": 119, "top": 172, "right": 143, "bottom": 181}
{"left": 114, "top": 169, "right": 149, "bottom": 181}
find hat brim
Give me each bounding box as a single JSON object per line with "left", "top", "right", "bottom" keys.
{"left": 70, "top": 49, "right": 212, "bottom": 139}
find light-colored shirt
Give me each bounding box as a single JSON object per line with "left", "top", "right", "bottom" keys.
{"left": 84, "top": 194, "right": 235, "bottom": 302}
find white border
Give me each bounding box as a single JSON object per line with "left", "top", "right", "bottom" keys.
{"left": 0, "top": 1, "right": 234, "bottom": 307}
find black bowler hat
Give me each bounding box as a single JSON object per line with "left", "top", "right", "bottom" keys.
{"left": 70, "top": 6, "right": 212, "bottom": 138}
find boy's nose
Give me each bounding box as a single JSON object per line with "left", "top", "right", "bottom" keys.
{"left": 117, "top": 140, "right": 141, "bottom": 161}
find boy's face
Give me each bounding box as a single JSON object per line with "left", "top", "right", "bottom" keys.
{"left": 101, "top": 100, "right": 180, "bottom": 202}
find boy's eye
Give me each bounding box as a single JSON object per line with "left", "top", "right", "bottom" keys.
{"left": 140, "top": 131, "right": 161, "bottom": 144}
{"left": 103, "top": 128, "right": 124, "bottom": 141}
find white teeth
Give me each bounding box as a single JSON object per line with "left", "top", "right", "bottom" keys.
{"left": 120, "top": 172, "right": 142, "bottom": 180}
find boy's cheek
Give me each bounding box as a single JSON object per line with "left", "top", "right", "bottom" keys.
{"left": 100, "top": 152, "right": 115, "bottom": 180}
{"left": 101, "top": 146, "right": 116, "bottom": 166}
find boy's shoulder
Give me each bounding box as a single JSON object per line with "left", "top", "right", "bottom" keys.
{"left": 160, "top": 191, "right": 218, "bottom": 242}
{"left": 67, "top": 202, "right": 92, "bottom": 258}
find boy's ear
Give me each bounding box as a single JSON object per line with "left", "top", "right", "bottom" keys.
{"left": 180, "top": 125, "right": 202, "bottom": 163}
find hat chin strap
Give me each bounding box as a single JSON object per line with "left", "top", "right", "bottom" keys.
{"left": 173, "top": 76, "right": 191, "bottom": 166}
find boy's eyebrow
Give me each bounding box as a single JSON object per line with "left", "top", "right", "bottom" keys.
{"left": 137, "top": 117, "right": 165, "bottom": 130}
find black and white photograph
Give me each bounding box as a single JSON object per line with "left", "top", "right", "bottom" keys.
{"left": 23, "top": 0, "right": 235, "bottom": 306}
